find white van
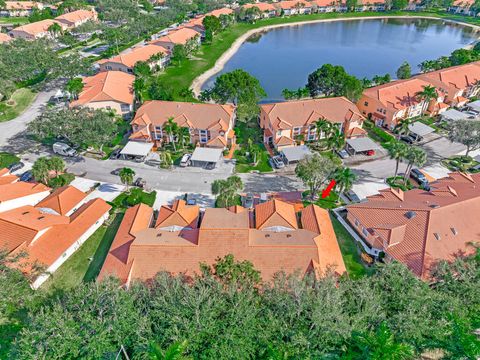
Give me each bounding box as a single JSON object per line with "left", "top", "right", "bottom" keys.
{"left": 53, "top": 142, "right": 77, "bottom": 157}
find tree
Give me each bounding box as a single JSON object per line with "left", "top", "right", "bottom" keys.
{"left": 31, "top": 157, "right": 51, "bottom": 184}
{"left": 148, "top": 79, "right": 174, "bottom": 101}
{"left": 66, "top": 77, "right": 84, "bottom": 100}
{"left": 211, "top": 175, "right": 243, "bottom": 207}
{"left": 306, "top": 64, "right": 363, "bottom": 101}
{"left": 394, "top": 117, "right": 414, "bottom": 139}
{"left": 346, "top": 0, "right": 358, "bottom": 11}
{"left": 396, "top": 61, "right": 411, "bottom": 79}
{"left": 119, "top": 167, "right": 135, "bottom": 191}
{"left": 172, "top": 44, "right": 187, "bottom": 64}
{"left": 449, "top": 48, "right": 476, "bottom": 66}
{"left": 325, "top": 126, "right": 346, "bottom": 152}
{"left": 315, "top": 118, "right": 333, "bottom": 143}
{"left": 48, "top": 22, "right": 63, "bottom": 37}
{"left": 159, "top": 150, "right": 173, "bottom": 169}
{"left": 416, "top": 85, "right": 438, "bottom": 116}
{"left": 177, "top": 127, "right": 190, "bottom": 149}
{"left": 49, "top": 156, "right": 65, "bottom": 176}
{"left": 403, "top": 146, "right": 427, "bottom": 184}
{"left": 203, "top": 15, "right": 221, "bottom": 42}
{"left": 447, "top": 120, "right": 480, "bottom": 156}
{"left": 133, "top": 77, "right": 146, "bottom": 103}
{"left": 333, "top": 167, "right": 357, "bottom": 201}
{"left": 388, "top": 140, "right": 408, "bottom": 178}
{"left": 133, "top": 61, "right": 152, "bottom": 78}
{"left": 163, "top": 117, "right": 179, "bottom": 151}
{"left": 295, "top": 153, "right": 338, "bottom": 200}
{"left": 148, "top": 340, "right": 190, "bottom": 360}
{"left": 391, "top": 0, "right": 408, "bottom": 9}
{"left": 201, "top": 69, "right": 266, "bottom": 121}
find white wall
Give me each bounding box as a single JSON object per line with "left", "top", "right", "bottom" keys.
{"left": 0, "top": 191, "right": 51, "bottom": 213}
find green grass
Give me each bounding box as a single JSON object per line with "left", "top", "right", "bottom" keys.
{"left": 303, "top": 190, "right": 344, "bottom": 209}
{"left": 233, "top": 121, "right": 272, "bottom": 173}
{"left": 386, "top": 176, "right": 414, "bottom": 191}
{"left": 0, "top": 88, "right": 36, "bottom": 122}
{"left": 0, "top": 16, "right": 29, "bottom": 25}
{"left": 0, "top": 152, "right": 20, "bottom": 168}
{"left": 331, "top": 214, "right": 374, "bottom": 279}
{"left": 41, "top": 213, "right": 124, "bottom": 292}
{"left": 111, "top": 188, "right": 157, "bottom": 209}
{"left": 235, "top": 145, "right": 273, "bottom": 173}
{"left": 363, "top": 120, "right": 395, "bottom": 148}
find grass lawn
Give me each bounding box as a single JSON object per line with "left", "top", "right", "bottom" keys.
{"left": 233, "top": 121, "right": 273, "bottom": 173}
{"left": 111, "top": 188, "right": 157, "bottom": 209}
{"left": 0, "top": 152, "right": 20, "bottom": 168}
{"left": 41, "top": 213, "right": 124, "bottom": 292}
{"left": 235, "top": 145, "right": 273, "bottom": 173}
{"left": 0, "top": 88, "right": 37, "bottom": 122}
{"left": 330, "top": 214, "right": 374, "bottom": 279}
{"left": 303, "top": 190, "right": 344, "bottom": 209}
{"left": 0, "top": 16, "right": 28, "bottom": 25}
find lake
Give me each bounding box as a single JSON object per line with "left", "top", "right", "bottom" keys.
{"left": 202, "top": 18, "right": 478, "bottom": 101}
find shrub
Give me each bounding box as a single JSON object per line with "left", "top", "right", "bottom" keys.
{"left": 47, "top": 173, "right": 75, "bottom": 188}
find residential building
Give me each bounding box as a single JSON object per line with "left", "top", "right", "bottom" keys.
{"left": 151, "top": 27, "right": 201, "bottom": 52}
{"left": 70, "top": 71, "right": 135, "bottom": 117}
{"left": 0, "top": 168, "right": 18, "bottom": 185}
{"left": 448, "top": 0, "right": 476, "bottom": 15}
{"left": 0, "top": 32, "right": 12, "bottom": 43}
{"left": 98, "top": 199, "right": 346, "bottom": 285}
{"left": 207, "top": 7, "right": 234, "bottom": 17}
{"left": 417, "top": 61, "right": 480, "bottom": 108}
{"left": 130, "top": 100, "right": 236, "bottom": 149}
{"left": 97, "top": 44, "right": 170, "bottom": 73}
{"left": 182, "top": 16, "right": 206, "bottom": 35}
{"left": 355, "top": 0, "right": 386, "bottom": 11}
{"left": 276, "top": 0, "right": 313, "bottom": 15}
{"left": 259, "top": 97, "right": 366, "bottom": 150}
{"left": 346, "top": 172, "right": 480, "bottom": 279}
{"left": 3, "top": 195, "right": 111, "bottom": 288}
{"left": 54, "top": 8, "right": 97, "bottom": 29}
{"left": 0, "top": 181, "right": 50, "bottom": 212}
{"left": 9, "top": 19, "right": 67, "bottom": 40}
{"left": 242, "top": 3, "right": 278, "bottom": 18}
{"left": 36, "top": 185, "right": 87, "bottom": 216}
{"left": 310, "top": 0, "right": 346, "bottom": 12}
{"left": 356, "top": 78, "right": 445, "bottom": 129}
{"left": 0, "top": 1, "right": 44, "bottom": 17}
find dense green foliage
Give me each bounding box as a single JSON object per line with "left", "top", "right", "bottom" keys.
{"left": 396, "top": 61, "right": 412, "bottom": 79}
{"left": 2, "top": 250, "right": 479, "bottom": 359}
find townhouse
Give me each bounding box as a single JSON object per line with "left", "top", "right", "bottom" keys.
{"left": 0, "top": 181, "right": 51, "bottom": 212}
{"left": 0, "top": 1, "right": 44, "bottom": 17}
{"left": 2, "top": 187, "right": 111, "bottom": 288}
{"left": 260, "top": 97, "right": 366, "bottom": 150}
{"left": 98, "top": 199, "right": 346, "bottom": 285}
{"left": 0, "top": 168, "right": 18, "bottom": 185}
{"left": 277, "top": 0, "right": 313, "bottom": 15}
{"left": 355, "top": 0, "right": 386, "bottom": 12}
{"left": 70, "top": 71, "right": 135, "bottom": 117}
{"left": 54, "top": 8, "right": 97, "bottom": 29}
{"left": 309, "top": 0, "right": 347, "bottom": 12}
{"left": 130, "top": 100, "right": 236, "bottom": 149}
{"left": 448, "top": 0, "right": 476, "bottom": 15}
{"left": 97, "top": 44, "right": 170, "bottom": 73}
{"left": 346, "top": 172, "right": 480, "bottom": 279}
{"left": 9, "top": 19, "right": 67, "bottom": 40}
{"left": 151, "top": 27, "right": 202, "bottom": 52}
{"left": 242, "top": 2, "right": 278, "bottom": 18}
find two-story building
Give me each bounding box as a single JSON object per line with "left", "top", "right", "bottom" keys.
{"left": 241, "top": 3, "right": 278, "bottom": 18}
{"left": 260, "top": 97, "right": 366, "bottom": 150}
{"left": 54, "top": 8, "right": 97, "bottom": 29}
{"left": 151, "top": 27, "right": 201, "bottom": 52}
{"left": 310, "top": 0, "right": 347, "bottom": 12}
{"left": 9, "top": 19, "right": 67, "bottom": 40}
{"left": 276, "top": 0, "right": 313, "bottom": 15}
{"left": 97, "top": 44, "right": 170, "bottom": 73}
{"left": 130, "top": 100, "right": 236, "bottom": 149}
{"left": 355, "top": 0, "right": 386, "bottom": 11}
{"left": 0, "top": 1, "right": 44, "bottom": 17}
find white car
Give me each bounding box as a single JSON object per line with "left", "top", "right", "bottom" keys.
{"left": 180, "top": 153, "right": 192, "bottom": 167}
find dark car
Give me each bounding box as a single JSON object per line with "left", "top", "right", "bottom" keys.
{"left": 205, "top": 162, "right": 215, "bottom": 170}
{"left": 134, "top": 177, "right": 146, "bottom": 188}
{"left": 20, "top": 170, "right": 33, "bottom": 182}
{"left": 8, "top": 161, "right": 24, "bottom": 173}
{"left": 109, "top": 148, "right": 122, "bottom": 160}
{"left": 400, "top": 135, "right": 415, "bottom": 144}
{"left": 410, "top": 168, "right": 429, "bottom": 188}
{"left": 186, "top": 193, "right": 196, "bottom": 206}
{"left": 110, "top": 168, "right": 123, "bottom": 176}
{"left": 345, "top": 190, "right": 361, "bottom": 203}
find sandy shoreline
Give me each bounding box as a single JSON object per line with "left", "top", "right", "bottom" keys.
{"left": 190, "top": 15, "right": 480, "bottom": 96}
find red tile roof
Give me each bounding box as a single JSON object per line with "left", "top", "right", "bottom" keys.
{"left": 36, "top": 185, "right": 86, "bottom": 215}
{"left": 0, "top": 182, "right": 50, "bottom": 202}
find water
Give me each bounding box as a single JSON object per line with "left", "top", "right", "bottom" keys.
{"left": 202, "top": 18, "right": 478, "bottom": 101}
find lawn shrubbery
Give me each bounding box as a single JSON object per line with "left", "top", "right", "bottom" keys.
{"left": 47, "top": 173, "right": 75, "bottom": 188}
{"left": 111, "top": 189, "right": 157, "bottom": 209}
{"left": 364, "top": 120, "right": 395, "bottom": 145}
{"left": 442, "top": 155, "right": 480, "bottom": 172}
{"left": 0, "top": 152, "right": 20, "bottom": 168}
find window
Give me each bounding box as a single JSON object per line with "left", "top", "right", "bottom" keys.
{"left": 105, "top": 106, "right": 111, "bottom": 110}
{"left": 307, "top": 126, "right": 316, "bottom": 141}
{"left": 199, "top": 129, "right": 208, "bottom": 143}
{"left": 127, "top": 69, "right": 133, "bottom": 73}
{"left": 105, "top": 65, "right": 112, "bottom": 70}
{"left": 120, "top": 104, "right": 130, "bottom": 112}
{"left": 153, "top": 126, "right": 162, "bottom": 140}
{"left": 354, "top": 219, "right": 359, "bottom": 227}
{"left": 362, "top": 227, "right": 369, "bottom": 237}
{"left": 293, "top": 127, "right": 301, "bottom": 136}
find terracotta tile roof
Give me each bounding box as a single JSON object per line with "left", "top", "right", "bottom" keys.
{"left": 36, "top": 185, "right": 86, "bottom": 216}
{"left": 347, "top": 172, "right": 480, "bottom": 278}
{"left": 0, "top": 33, "right": 11, "bottom": 43}
{"left": 54, "top": 9, "right": 97, "bottom": 25}
{"left": 153, "top": 27, "right": 201, "bottom": 46}
{"left": 131, "top": 100, "right": 235, "bottom": 133}
{"left": 206, "top": 135, "right": 227, "bottom": 148}
{"left": 97, "top": 44, "right": 169, "bottom": 69}
{"left": 452, "top": 0, "right": 474, "bottom": 6}
{"left": 100, "top": 199, "right": 346, "bottom": 285}
{"left": 0, "top": 182, "right": 50, "bottom": 202}
{"left": 347, "top": 126, "right": 367, "bottom": 137}
{"left": 71, "top": 71, "right": 135, "bottom": 107}
{"left": 418, "top": 61, "right": 480, "bottom": 94}
{"left": 243, "top": 2, "right": 277, "bottom": 11}
{"left": 208, "top": 8, "right": 234, "bottom": 16}
{"left": 309, "top": 0, "right": 340, "bottom": 6}
{"left": 4, "top": 1, "right": 42, "bottom": 10}
{"left": 11, "top": 19, "right": 65, "bottom": 36}
{"left": 277, "top": 0, "right": 312, "bottom": 9}
{"left": 261, "top": 97, "right": 364, "bottom": 131}
{"left": 255, "top": 199, "right": 298, "bottom": 229}
{"left": 274, "top": 136, "right": 295, "bottom": 146}
{"left": 0, "top": 168, "right": 9, "bottom": 177}
{"left": 156, "top": 200, "right": 199, "bottom": 229}
{"left": 0, "top": 168, "right": 18, "bottom": 185}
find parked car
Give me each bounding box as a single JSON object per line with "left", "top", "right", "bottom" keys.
{"left": 8, "top": 161, "right": 24, "bottom": 173}
{"left": 204, "top": 162, "right": 215, "bottom": 170}
{"left": 409, "top": 133, "right": 423, "bottom": 142}
{"left": 400, "top": 135, "right": 415, "bottom": 144}
{"left": 53, "top": 142, "right": 77, "bottom": 157}
{"left": 337, "top": 149, "right": 349, "bottom": 159}
{"left": 109, "top": 148, "right": 122, "bottom": 160}
{"left": 345, "top": 190, "right": 361, "bottom": 203}
{"left": 180, "top": 153, "right": 192, "bottom": 167}
{"left": 365, "top": 150, "right": 375, "bottom": 156}
{"left": 145, "top": 158, "right": 161, "bottom": 167}
{"left": 110, "top": 168, "right": 122, "bottom": 176}
{"left": 243, "top": 193, "right": 254, "bottom": 209}
{"left": 270, "top": 155, "right": 285, "bottom": 169}
{"left": 410, "top": 168, "right": 429, "bottom": 188}
{"left": 134, "top": 177, "right": 146, "bottom": 188}
{"left": 186, "top": 193, "right": 196, "bottom": 205}
{"left": 20, "top": 170, "right": 33, "bottom": 182}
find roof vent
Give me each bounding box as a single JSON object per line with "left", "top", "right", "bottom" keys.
{"left": 38, "top": 216, "right": 45, "bottom": 220}
{"left": 156, "top": 233, "right": 162, "bottom": 237}
{"left": 434, "top": 233, "right": 441, "bottom": 240}
{"left": 451, "top": 228, "right": 458, "bottom": 236}
{"left": 429, "top": 204, "right": 440, "bottom": 209}
{"left": 405, "top": 211, "right": 416, "bottom": 219}
{"left": 22, "top": 211, "right": 29, "bottom": 215}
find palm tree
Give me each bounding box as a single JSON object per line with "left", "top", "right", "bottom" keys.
{"left": 416, "top": 85, "right": 438, "bottom": 116}
{"left": 49, "top": 156, "right": 65, "bottom": 176}
{"left": 211, "top": 175, "right": 243, "bottom": 207}
{"left": 388, "top": 140, "right": 408, "bottom": 178}
{"left": 48, "top": 22, "right": 63, "bottom": 37}
{"left": 119, "top": 167, "right": 135, "bottom": 192}
{"left": 333, "top": 167, "right": 357, "bottom": 202}
{"left": 133, "top": 78, "right": 146, "bottom": 104}
{"left": 315, "top": 118, "right": 332, "bottom": 142}
{"left": 177, "top": 127, "right": 191, "bottom": 149}
{"left": 159, "top": 150, "right": 173, "bottom": 169}
{"left": 403, "top": 146, "right": 427, "bottom": 185}
{"left": 163, "top": 117, "right": 179, "bottom": 151}
{"left": 325, "top": 127, "right": 345, "bottom": 152}
{"left": 148, "top": 340, "right": 190, "bottom": 360}
{"left": 394, "top": 117, "right": 414, "bottom": 139}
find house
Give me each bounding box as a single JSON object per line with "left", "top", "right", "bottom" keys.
{"left": 356, "top": 78, "right": 445, "bottom": 130}
{"left": 54, "top": 8, "right": 97, "bottom": 29}
{"left": 151, "top": 27, "right": 201, "bottom": 52}
{"left": 346, "top": 172, "right": 480, "bottom": 279}
{"left": 448, "top": 0, "right": 476, "bottom": 15}
{"left": 97, "top": 44, "right": 170, "bottom": 73}
{"left": 98, "top": 199, "right": 346, "bottom": 286}
{"left": 9, "top": 19, "right": 67, "bottom": 40}
{"left": 207, "top": 7, "right": 234, "bottom": 17}
{"left": 130, "top": 100, "right": 236, "bottom": 149}
{"left": 0, "top": 1, "right": 44, "bottom": 17}
{"left": 259, "top": 97, "right": 366, "bottom": 150}
{"left": 276, "top": 0, "right": 313, "bottom": 15}
{"left": 242, "top": 3, "right": 278, "bottom": 18}
{"left": 355, "top": 0, "right": 386, "bottom": 11}
{"left": 2, "top": 196, "right": 111, "bottom": 288}
{"left": 310, "top": 0, "right": 346, "bottom": 12}
{"left": 0, "top": 32, "right": 12, "bottom": 43}
{"left": 0, "top": 181, "right": 51, "bottom": 212}
{"left": 182, "top": 16, "right": 206, "bottom": 35}
{"left": 70, "top": 71, "right": 135, "bottom": 117}
{"left": 36, "top": 185, "right": 87, "bottom": 216}
{"left": 0, "top": 168, "right": 18, "bottom": 185}
{"left": 417, "top": 61, "right": 480, "bottom": 109}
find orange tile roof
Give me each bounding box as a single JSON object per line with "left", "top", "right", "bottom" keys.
{"left": 243, "top": 2, "right": 277, "bottom": 11}
{"left": 131, "top": 100, "right": 235, "bottom": 133}
{"left": 207, "top": 8, "right": 234, "bottom": 17}
{"left": 255, "top": 199, "right": 298, "bottom": 229}
{"left": 0, "top": 33, "right": 12, "bottom": 44}
{"left": 71, "top": 71, "right": 135, "bottom": 107}
{"left": 5, "top": 1, "right": 42, "bottom": 10}
{"left": 156, "top": 200, "right": 199, "bottom": 229}
{"left": 309, "top": 0, "right": 339, "bottom": 6}
{"left": 0, "top": 182, "right": 50, "bottom": 202}
{"left": 418, "top": 62, "right": 480, "bottom": 94}
{"left": 11, "top": 19, "right": 65, "bottom": 36}
{"left": 277, "top": 0, "right": 312, "bottom": 9}
{"left": 261, "top": 97, "right": 365, "bottom": 131}
{"left": 36, "top": 185, "right": 86, "bottom": 215}
{"left": 54, "top": 9, "right": 97, "bottom": 25}
{"left": 347, "top": 172, "right": 480, "bottom": 278}
{"left": 274, "top": 136, "right": 295, "bottom": 146}
{"left": 153, "top": 27, "right": 201, "bottom": 46}
{"left": 0, "top": 168, "right": 18, "bottom": 185}
{"left": 347, "top": 126, "right": 367, "bottom": 137}
{"left": 97, "top": 44, "right": 169, "bottom": 69}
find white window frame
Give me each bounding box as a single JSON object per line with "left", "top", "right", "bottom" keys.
{"left": 199, "top": 129, "right": 208, "bottom": 143}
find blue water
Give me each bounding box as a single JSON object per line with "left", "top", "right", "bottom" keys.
{"left": 203, "top": 18, "right": 477, "bottom": 101}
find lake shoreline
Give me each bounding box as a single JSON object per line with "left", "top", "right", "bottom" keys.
{"left": 190, "top": 15, "right": 480, "bottom": 97}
